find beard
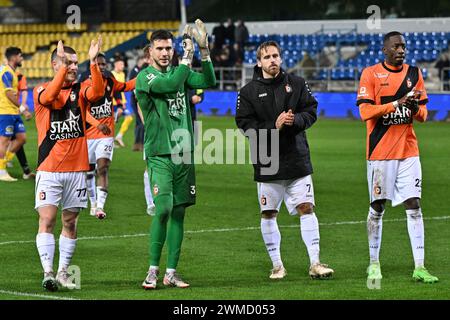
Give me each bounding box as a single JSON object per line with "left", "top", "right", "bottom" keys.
{"left": 263, "top": 64, "right": 280, "bottom": 77}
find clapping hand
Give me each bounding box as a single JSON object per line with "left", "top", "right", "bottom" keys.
{"left": 89, "top": 35, "right": 102, "bottom": 63}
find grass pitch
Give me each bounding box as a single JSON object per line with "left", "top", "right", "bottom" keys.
{"left": 0, "top": 116, "right": 449, "bottom": 300}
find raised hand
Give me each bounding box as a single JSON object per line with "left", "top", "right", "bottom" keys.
{"left": 192, "top": 19, "right": 208, "bottom": 49}
{"left": 180, "top": 25, "right": 195, "bottom": 66}
{"left": 56, "top": 40, "right": 67, "bottom": 65}
{"left": 192, "top": 18, "right": 210, "bottom": 60}
{"left": 89, "top": 35, "right": 102, "bottom": 62}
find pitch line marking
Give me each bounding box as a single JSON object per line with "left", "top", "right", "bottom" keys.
{"left": 0, "top": 289, "right": 80, "bottom": 300}
{"left": 0, "top": 215, "right": 449, "bottom": 246}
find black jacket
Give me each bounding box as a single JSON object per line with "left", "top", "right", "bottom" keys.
{"left": 235, "top": 66, "right": 318, "bottom": 182}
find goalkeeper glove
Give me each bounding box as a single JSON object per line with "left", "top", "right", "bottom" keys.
{"left": 192, "top": 19, "right": 210, "bottom": 61}
{"left": 406, "top": 99, "right": 420, "bottom": 115}
{"left": 180, "top": 25, "right": 194, "bottom": 66}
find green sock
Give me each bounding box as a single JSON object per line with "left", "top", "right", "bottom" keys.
{"left": 149, "top": 194, "right": 172, "bottom": 266}
{"left": 166, "top": 205, "right": 186, "bottom": 269}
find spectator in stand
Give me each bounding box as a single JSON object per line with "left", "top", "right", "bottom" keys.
{"left": 212, "top": 21, "right": 227, "bottom": 51}
{"left": 234, "top": 19, "right": 249, "bottom": 65}
{"left": 435, "top": 53, "right": 450, "bottom": 91}
{"left": 225, "top": 18, "right": 235, "bottom": 45}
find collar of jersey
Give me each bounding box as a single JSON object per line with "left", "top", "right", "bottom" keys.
{"left": 382, "top": 61, "right": 403, "bottom": 73}
{"left": 149, "top": 65, "right": 172, "bottom": 74}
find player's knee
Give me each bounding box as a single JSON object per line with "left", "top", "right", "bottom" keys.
{"left": 16, "top": 133, "right": 26, "bottom": 144}
{"left": 97, "top": 164, "right": 109, "bottom": 177}
{"left": 370, "top": 200, "right": 386, "bottom": 213}
{"left": 296, "top": 202, "right": 314, "bottom": 215}
{"left": 154, "top": 195, "right": 172, "bottom": 221}
{"left": 39, "top": 216, "right": 56, "bottom": 232}
{"left": 62, "top": 219, "right": 77, "bottom": 234}
{"left": 404, "top": 197, "right": 420, "bottom": 210}
{"left": 261, "top": 210, "right": 278, "bottom": 219}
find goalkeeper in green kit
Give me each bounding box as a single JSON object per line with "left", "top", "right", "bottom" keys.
{"left": 136, "top": 20, "right": 216, "bottom": 289}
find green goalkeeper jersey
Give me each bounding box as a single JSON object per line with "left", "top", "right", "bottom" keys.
{"left": 136, "top": 61, "right": 216, "bottom": 157}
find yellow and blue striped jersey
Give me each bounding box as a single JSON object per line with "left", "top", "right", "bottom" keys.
{"left": 0, "top": 64, "right": 19, "bottom": 115}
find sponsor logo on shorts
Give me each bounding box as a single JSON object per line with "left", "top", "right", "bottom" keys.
{"left": 39, "top": 191, "right": 46, "bottom": 200}
{"left": 261, "top": 195, "right": 267, "bottom": 205}
{"left": 153, "top": 184, "right": 159, "bottom": 196}
{"left": 5, "top": 126, "right": 13, "bottom": 134}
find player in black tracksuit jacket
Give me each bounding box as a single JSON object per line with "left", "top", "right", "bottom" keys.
{"left": 235, "top": 63, "right": 318, "bottom": 182}
{"left": 235, "top": 41, "right": 333, "bottom": 280}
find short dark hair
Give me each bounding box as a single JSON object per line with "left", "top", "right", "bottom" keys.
{"left": 97, "top": 52, "right": 106, "bottom": 59}
{"left": 383, "top": 31, "right": 403, "bottom": 44}
{"left": 51, "top": 46, "right": 76, "bottom": 62}
{"left": 150, "top": 29, "right": 173, "bottom": 44}
{"left": 5, "top": 47, "right": 22, "bottom": 60}
{"left": 256, "top": 41, "right": 282, "bottom": 60}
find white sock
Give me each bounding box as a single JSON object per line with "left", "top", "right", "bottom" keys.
{"left": 144, "top": 170, "right": 154, "bottom": 207}
{"left": 166, "top": 268, "right": 176, "bottom": 274}
{"left": 87, "top": 174, "right": 96, "bottom": 208}
{"left": 406, "top": 208, "right": 425, "bottom": 268}
{"left": 261, "top": 217, "right": 282, "bottom": 268}
{"left": 149, "top": 265, "right": 159, "bottom": 271}
{"left": 36, "top": 233, "right": 55, "bottom": 273}
{"left": 96, "top": 187, "right": 108, "bottom": 209}
{"left": 300, "top": 213, "right": 320, "bottom": 265}
{"left": 367, "top": 207, "right": 384, "bottom": 264}
{"left": 58, "top": 235, "right": 77, "bottom": 272}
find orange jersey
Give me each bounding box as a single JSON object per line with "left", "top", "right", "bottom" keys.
{"left": 356, "top": 62, "right": 428, "bottom": 160}
{"left": 85, "top": 76, "right": 135, "bottom": 139}
{"left": 33, "top": 64, "right": 104, "bottom": 172}
{"left": 16, "top": 72, "right": 27, "bottom": 91}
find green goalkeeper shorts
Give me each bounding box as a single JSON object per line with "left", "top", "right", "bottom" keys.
{"left": 146, "top": 154, "right": 196, "bottom": 207}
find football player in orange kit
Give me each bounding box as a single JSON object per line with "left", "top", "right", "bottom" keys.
{"left": 84, "top": 52, "right": 136, "bottom": 219}
{"left": 33, "top": 37, "right": 110, "bottom": 291}
{"left": 357, "top": 31, "right": 438, "bottom": 284}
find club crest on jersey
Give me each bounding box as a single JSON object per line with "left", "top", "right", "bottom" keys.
{"left": 153, "top": 184, "right": 159, "bottom": 196}
{"left": 70, "top": 92, "right": 77, "bottom": 102}
{"left": 285, "top": 84, "right": 292, "bottom": 93}
{"left": 407, "top": 78, "right": 412, "bottom": 88}
{"left": 107, "top": 85, "right": 111, "bottom": 91}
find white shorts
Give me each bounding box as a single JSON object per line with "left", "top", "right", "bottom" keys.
{"left": 257, "top": 175, "right": 315, "bottom": 215}
{"left": 87, "top": 137, "right": 114, "bottom": 164}
{"left": 35, "top": 171, "right": 88, "bottom": 212}
{"left": 367, "top": 156, "right": 422, "bottom": 207}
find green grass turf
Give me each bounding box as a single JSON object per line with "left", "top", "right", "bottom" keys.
{"left": 0, "top": 116, "right": 449, "bottom": 300}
